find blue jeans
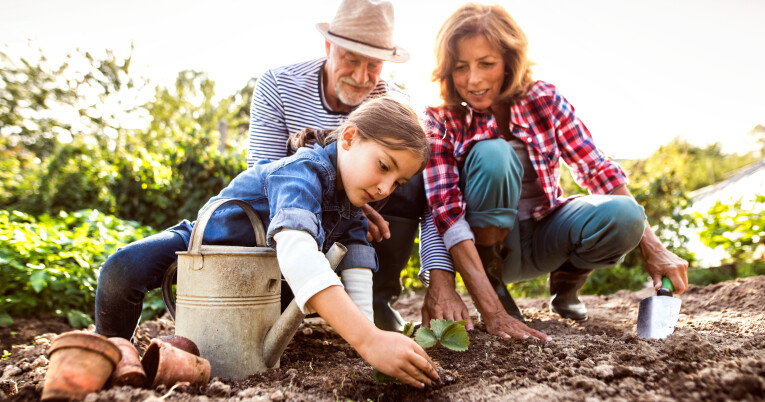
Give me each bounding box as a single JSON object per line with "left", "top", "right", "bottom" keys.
{"left": 462, "top": 139, "right": 646, "bottom": 284}
{"left": 95, "top": 230, "right": 187, "bottom": 339}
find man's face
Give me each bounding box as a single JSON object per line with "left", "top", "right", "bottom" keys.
{"left": 324, "top": 42, "right": 383, "bottom": 108}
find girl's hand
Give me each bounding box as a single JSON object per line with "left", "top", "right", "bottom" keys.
{"left": 357, "top": 329, "right": 439, "bottom": 388}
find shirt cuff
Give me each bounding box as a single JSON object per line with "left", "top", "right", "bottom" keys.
{"left": 442, "top": 216, "right": 475, "bottom": 250}
{"left": 267, "top": 208, "right": 322, "bottom": 249}
{"left": 336, "top": 243, "right": 378, "bottom": 272}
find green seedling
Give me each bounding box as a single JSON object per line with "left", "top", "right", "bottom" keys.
{"left": 415, "top": 319, "right": 470, "bottom": 351}
{"left": 374, "top": 319, "right": 470, "bottom": 384}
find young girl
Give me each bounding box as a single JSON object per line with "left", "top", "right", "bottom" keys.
{"left": 95, "top": 97, "right": 439, "bottom": 388}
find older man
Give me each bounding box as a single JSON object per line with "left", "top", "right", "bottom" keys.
{"left": 247, "top": 0, "right": 453, "bottom": 331}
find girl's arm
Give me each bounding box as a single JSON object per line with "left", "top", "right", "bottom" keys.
{"left": 308, "top": 285, "right": 439, "bottom": 388}
{"left": 274, "top": 229, "right": 438, "bottom": 387}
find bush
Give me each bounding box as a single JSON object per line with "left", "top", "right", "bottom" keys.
{"left": 0, "top": 209, "right": 155, "bottom": 328}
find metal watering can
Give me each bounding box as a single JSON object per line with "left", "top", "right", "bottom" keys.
{"left": 161, "top": 199, "right": 346, "bottom": 380}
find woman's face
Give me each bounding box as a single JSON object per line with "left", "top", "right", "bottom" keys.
{"left": 451, "top": 35, "right": 506, "bottom": 111}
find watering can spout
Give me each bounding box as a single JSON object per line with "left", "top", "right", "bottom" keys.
{"left": 263, "top": 242, "right": 347, "bottom": 368}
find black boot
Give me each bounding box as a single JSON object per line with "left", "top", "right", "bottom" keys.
{"left": 549, "top": 262, "right": 593, "bottom": 321}
{"left": 372, "top": 216, "right": 419, "bottom": 331}
{"left": 475, "top": 243, "right": 525, "bottom": 322}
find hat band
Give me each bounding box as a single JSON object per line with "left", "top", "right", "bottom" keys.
{"left": 328, "top": 30, "right": 396, "bottom": 53}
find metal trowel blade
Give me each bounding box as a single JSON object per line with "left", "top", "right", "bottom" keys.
{"left": 636, "top": 295, "right": 682, "bottom": 339}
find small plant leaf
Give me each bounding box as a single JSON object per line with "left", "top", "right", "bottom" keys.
{"left": 402, "top": 322, "right": 414, "bottom": 338}
{"left": 66, "top": 310, "right": 93, "bottom": 328}
{"left": 30, "top": 270, "right": 49, "bottom": 293}
{"left": 440, "top": 322, "right": 469, "bottom": 351}
{"left": 414, "top": 326, "right": 437, "bottom": 349}
{"left": 430, "top": 319, "right": 450, "bottom": 338}
{"left": 373, "top": 369, "right": 400, "bottom": 384}
{"left": 0, "top": 312, "right": 13, "bottom": 328}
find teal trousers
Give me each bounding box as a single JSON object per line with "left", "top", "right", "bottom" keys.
{"left": 461, "top": 139, "right": 646, "bottom": 284}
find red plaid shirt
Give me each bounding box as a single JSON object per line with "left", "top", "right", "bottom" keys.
{"left": 424, "top": 80, "right": 628, "bottom": 235}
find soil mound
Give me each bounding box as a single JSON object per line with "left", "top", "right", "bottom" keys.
{"left": 2, "top": 276, "right": 764, "bottom": 401}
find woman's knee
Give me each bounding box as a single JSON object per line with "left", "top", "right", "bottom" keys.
{"left": 604, "top": 196, "right": 646, "bottom": 250}
{"left": 465, "top": 139, "right": 523, "bottom": 185}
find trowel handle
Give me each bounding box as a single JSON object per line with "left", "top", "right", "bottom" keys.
{"left": 657, "top": 277, "right": 674, "bottom": 297}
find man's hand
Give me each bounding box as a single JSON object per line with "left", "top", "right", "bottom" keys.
{"left": 421, "top": 269, "right": 474, "bottom": 330}
{"left": 482, "top": 310, "right": 549, "bottom": 341}
{"left": 362, "top": 204, "right": 390, "bottom": 242}
{"left": 357, "top": 330, "right": 439, "bottom": 388}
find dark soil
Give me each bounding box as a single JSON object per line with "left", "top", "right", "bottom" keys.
{"left": 2, "top": 276, "right": 764, "bottom": 401}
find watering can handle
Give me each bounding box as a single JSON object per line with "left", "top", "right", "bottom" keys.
{"left": 162, "top": 199, "right": 266, "bottom": 321}
{"left": 188, "top": 198, "right": 267, "bottom": 254}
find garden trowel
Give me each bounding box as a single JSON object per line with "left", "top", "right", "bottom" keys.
{"left": 637, "top": 277, "right": 681, "bottom": 339}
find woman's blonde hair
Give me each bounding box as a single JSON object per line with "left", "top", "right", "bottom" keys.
{"left": 287, "top": 97, "right": 430, "bottom": 172}
{"left": 432, "top": 3, "right": 534, "bottom": 107}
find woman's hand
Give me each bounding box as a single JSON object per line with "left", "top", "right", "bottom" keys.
{"left": 610, "top": 185, "right": 690, "bottom": 294}
{"left": 641, "top": 242, "right": 689, "bottom": 294}
{"left": 362, "top": 204, "right": 390, "bottom": 242}
{"left": 482, "top": 309, "right": 549, "bottom": 341}
{"left": 356, "top": 330, "right": 439, "bottom": 388}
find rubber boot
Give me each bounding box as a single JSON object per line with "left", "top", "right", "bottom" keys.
{"left": 549, "top": 262, "right": 593, "bottom": 321}
{"left": 475, "top": 242, "right": 525, "bottom": 322}
{"left": 372, "top": 216, "right": 419, "bottom": 331}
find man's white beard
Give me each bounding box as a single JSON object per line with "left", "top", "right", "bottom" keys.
{"left": 335, "top": 78, "right": 373, "bottom": 107}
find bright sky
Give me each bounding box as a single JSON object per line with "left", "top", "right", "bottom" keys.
{"left": 2, "top": 0, "right": 764, "bottom": 159}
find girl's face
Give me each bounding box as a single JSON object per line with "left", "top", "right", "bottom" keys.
{"left": 451, "top": 35, "right": 506, "bottom": 111}
{"left": 337, "top": 126, "right": 422, "bottom": 207}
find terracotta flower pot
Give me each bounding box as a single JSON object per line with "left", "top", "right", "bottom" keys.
{"left": 42, "top": 331, "right": 122, "bottom": 401}
{"left": 159, "top": 335, "right": 200, "bottom": 356}
{"left": 107, "top": 337, "right": 147, "bottom": 388}
{"left": 141, "top": 339, "right": 210, "bottom": 389}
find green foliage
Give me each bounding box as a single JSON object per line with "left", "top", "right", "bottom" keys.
{"left": 1, "top": 46, "right": 254, "bottom": 229}
{"left": 0, "top": 46, "right": 144, "bottom": 158}
{"left": 695, "top": 195, "right": 765, "bottom": 263}
{"left": 687, "top": 262, "right": 765, "bottom": 287}
{"left": 0, "top": 209, "right": 155, "bottom": 327}
{"left": 581, "top": 265, "right": 649, "bottom": 295}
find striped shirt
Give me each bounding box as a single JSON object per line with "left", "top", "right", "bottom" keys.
{"left": 246, "top": 57, "right": 455, "bottom": 276}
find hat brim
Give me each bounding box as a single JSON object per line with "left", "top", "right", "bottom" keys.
{"left": 316, "top": 23, "right": 409, "bottom": 63}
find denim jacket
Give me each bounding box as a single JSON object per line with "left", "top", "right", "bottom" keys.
{"left": 167, "top": 142, "right": 377, "bottom": 272}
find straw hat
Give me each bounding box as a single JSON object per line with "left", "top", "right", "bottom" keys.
{"left": 316, "top": 0, "right": 410, "bottom": 63}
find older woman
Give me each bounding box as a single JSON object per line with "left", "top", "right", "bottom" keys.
{"left": 420, "top": 3, "right": 689, "bottom": 340}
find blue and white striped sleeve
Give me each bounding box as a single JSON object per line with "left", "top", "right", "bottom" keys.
{"left": 247, "top": 70, "right": 290, "bottom": 168}
{"left": 418, "top": 208, "right": 456, "bottom": 287}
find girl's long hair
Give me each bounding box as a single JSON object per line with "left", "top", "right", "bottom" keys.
{"left": 287, "top": 96, "right": 430, "bottom": 172}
